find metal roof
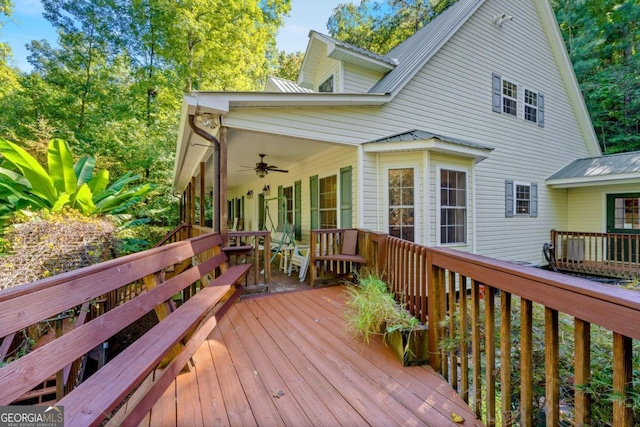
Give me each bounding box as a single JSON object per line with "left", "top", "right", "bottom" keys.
{"left": 547, "top": 151, "right": 640, "bottom": 181}
{"left": 366, "top": 129, "right": 494, "bottom": 151}
{"left": 368, "top": 0, "right": 485, "bottom": 94}
{"left": 265, "top": 76, "right": 312, "bottom": 93}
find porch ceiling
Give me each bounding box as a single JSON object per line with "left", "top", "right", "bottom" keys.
{"left": 225, "top": 128, "right": 336, "bottom": 189}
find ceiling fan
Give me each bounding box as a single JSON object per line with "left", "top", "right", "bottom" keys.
{"left": 243, "top": 154, "right": 289, "bottom": 178}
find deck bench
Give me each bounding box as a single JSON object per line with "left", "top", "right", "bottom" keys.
{"left": 310, "top": 229, "right": 366, "bottom": 285}
{"left": 0, "top": 232, "right": 250, "bottom": 427}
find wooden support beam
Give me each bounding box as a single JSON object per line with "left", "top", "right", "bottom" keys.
{"left": 220, "top": 126, "right": 228, "bottom": 244}
{"left": 200, "top": 162, "right": 205, "bottom": 226}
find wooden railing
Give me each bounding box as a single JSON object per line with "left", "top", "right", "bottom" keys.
{"left": 376, "top": 234, "right": 640, "bottom": 426}
{"left": 551, "top": 229, "right": 640, "bottom": 278}
{"left": 153, "top": 222, "right": 192, "bottom": 247}
{"left": 309, "top": 228, "right": 384, "bottom": 284}
{"left": 191, "top": 225, "right": 272, "bottom": 285}
{"left": 0, "top": 232, "right": 248, "bottom": 425}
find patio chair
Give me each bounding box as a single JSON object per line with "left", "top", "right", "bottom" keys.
{"left": 287, "top": 244, "right": 310, "bottom": 282}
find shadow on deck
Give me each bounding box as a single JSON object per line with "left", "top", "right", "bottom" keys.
{"left": 127, "top": 286, "right": 482, "bottom": 426}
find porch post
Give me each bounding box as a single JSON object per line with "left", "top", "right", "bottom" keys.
{"left": 199, "top": 162, "right": 205, "bottom": 226}
{"left": 220, "top": 126, "right": 228, "bottom": 244}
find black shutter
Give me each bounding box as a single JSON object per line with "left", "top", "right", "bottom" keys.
{"left": 492, "top": 73, "right": 502, "bottom": 113}
{"left": 505, "top": 180, "right": 514, "bottom": 217}
{"left": 538, "top": 94, "right": 544, "bottom": 127}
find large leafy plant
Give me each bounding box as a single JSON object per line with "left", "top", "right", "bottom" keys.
{"left": 0, "top": 138, "right": 153, "bottom": 221}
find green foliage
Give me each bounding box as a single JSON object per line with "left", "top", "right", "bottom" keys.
{"left": 552, "top": 0, "right": 640, "bottom": 153}
{"left": 327, "top": 0, "right": 456, "bottom": 54}
{"left": 344, "top": 270, "right": 423, "bottom": 344}
{"left": 0, "top": 138, "right": 154, "bottom": 221}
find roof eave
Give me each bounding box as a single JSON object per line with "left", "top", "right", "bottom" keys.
{"left": 363, "top": 138, "right": 493, "bottom": 163}
{"left": 546, "top": 173, "right": 640, "bottom": 188}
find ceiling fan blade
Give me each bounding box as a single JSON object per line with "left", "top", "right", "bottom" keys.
{"left": 269, "top": 169, "right": 289, "bottom": 173}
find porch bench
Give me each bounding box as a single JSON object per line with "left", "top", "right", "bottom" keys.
{"left": 310, "top": 229, "right": 366, "bottom": 285}
{"left": 58, "top": 264, "right": 251, "bottom": 426}
{"left": 0, "top": 232, "right": 250, "bottom": 427}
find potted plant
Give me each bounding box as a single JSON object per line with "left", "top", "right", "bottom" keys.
{"left": 343, "top": 270, "right": 429, "bottom": 366}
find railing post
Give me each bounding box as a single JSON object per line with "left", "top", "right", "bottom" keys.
{"left": 521, "top": 298, "right": 533, "bottom": 427}
{"left": 613, "top": 333, "right": 633, "bottom": 426}
{"left": 574, "top": 319, "right": 591, "bottom": 425}
{"left": 426, "top": 251, "right": 442, "bottom": 371}
{"left": 376, "top": 234, "right": 388, "bottom": 280}
{"left": 545, "top": 307, "right": 560, "bottom": 426}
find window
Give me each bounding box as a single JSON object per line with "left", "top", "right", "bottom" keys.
{"left": 524, "top": 88, "right": 538, "bottom": 123}
{"left": 610, "top": 195, "right": 640, "bottom": 232}
{"left": 319, "top": 175, "right": 337, "bottom": 228}
{"left": 493, "top": 73, "right": 544, "bottom": 127}
{"left": 505, "top": 181, "right": 538, "bottom": 217}
{"left": 515, "top": 184, "right": 530, "bottom": 214}
{"left": 388, "top": 168, "right": 415, "bottom": 241}
{"left": 283, "top": 186, "right": 294, "bottom": 226}
{"left": 440, "top": 169, "right": 466, "bottom": 244}
{"left": 318, "top": 75, "right": 334, "bottom": 93}
{"left": 502, "top": 80, "right": 518, "bottom": 116}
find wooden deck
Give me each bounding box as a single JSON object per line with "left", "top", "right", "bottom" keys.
{"left": 136, "top": 286, "right": 483, "bottom": 426}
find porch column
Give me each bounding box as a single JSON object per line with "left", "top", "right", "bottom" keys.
{"left": 199, "top": 162, "right": 205, "bottom": 226}
{"left": 220, "top": 126, "right": 228, "bottom": 244}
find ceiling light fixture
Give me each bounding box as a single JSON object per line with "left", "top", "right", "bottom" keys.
{"left": 256, "top": 169, "right": 267, "bottom": 178}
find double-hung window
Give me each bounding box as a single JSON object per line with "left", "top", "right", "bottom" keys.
{"left": 319, "top": 175, "right": 337, "bottom": 228}
{"left": 502, "top": 80, "right": 518, "bottom": 116}
{"left": 505, "top": 181, "right": 538, "bottom": 217}
{"left": 492, "top": 73, "right": 544, "bottom": 127}
{"left": 388, "top": 168, "right": 415, "bottom": 242}
{"left": 440, "top": 169, "right": 467, "bottom": 245}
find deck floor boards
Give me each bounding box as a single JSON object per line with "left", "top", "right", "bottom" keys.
{"left": 144, "top": 286, "right": 483, "bottom": 427}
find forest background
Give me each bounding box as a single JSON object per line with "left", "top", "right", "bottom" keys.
{"left": 0, "top": 0, "right": 638, "bottom": 230}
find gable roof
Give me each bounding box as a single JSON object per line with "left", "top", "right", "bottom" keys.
{"left": 546, "top": 151, "right": 640, "bottom": 187}
{"left": 369, "top": 0, "right": 485, "bottom": 94}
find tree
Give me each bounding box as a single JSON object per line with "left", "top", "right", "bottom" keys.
{"left": 552, "top": 0, "right": 640, "bottom": 153}
{"left": 0, "top": 0, "right": 19, "bottom": 98}
{"left": 327, "top": 0, "right": 456, "bottom": 54}
{"left": 271, "top": 51, "right": 305, "bottom": 82}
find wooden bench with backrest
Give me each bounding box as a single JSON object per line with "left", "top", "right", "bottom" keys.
{"left": 309, "top": 228, "right": 366, "bottom": 285}
{"left": 0, "top": 231, "right": 250, "bottom": 427}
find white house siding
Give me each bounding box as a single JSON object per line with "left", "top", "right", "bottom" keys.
{"left": 316, "top": 55, "right": 342, "bottom": 92}
{"left": 361, "top": 151, "right": 380, "bottom": 231}
{"left": 343, "top": 63, "right": 384, "bottom": 94}
{"left": 350, "top": 0, "right": 593, "bottom": 265}
{"left": 216, "top": 0, "right": 596, "bottom": 266}
{"left": 227, "top": 145, "right": 358, "bottom": 244}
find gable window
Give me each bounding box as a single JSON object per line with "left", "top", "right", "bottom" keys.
{"left": 524, "top": 89, "right": 537, "bottom": 122}
{"left": 318, "top": 75, "right": 334, "bottom": 93}
{"left": 440, "top": 169, "right": 466, "bottom": 245}
{"left": 505, "top": 181, "right": 538, "bottom": 217}
{"left": 502, "top": 80, "right": 518, "bottom": 116}
{"left": 493, "top": 73, "right": 545, "bottom": 127}
{"left": 319, "top": 175, "right": 337, "bottom": 228}
{"left": 388, "top": 168, "right": 415, "bottom": 242}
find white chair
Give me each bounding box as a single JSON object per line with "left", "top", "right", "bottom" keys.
{"left": 287, "top": 245, "right": 310, "bottom": 282}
